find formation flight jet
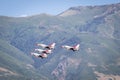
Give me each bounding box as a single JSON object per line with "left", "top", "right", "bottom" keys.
{"left": 31, "top": 52, "right": 47, "bottom": 59}
{"left": 37, "top": 43, "right": 56, "bottom": 50}
{"left": 31, "top": 42, "right": 55, "bottom": 59}
{"left": 34, "top": 49, "right": 52, "bottom": 54}
{"left": 62, "top": 44, "right": 80, "bottom": 51}
{"left": 31, "top": 42, "right": 80, "bottom": 59}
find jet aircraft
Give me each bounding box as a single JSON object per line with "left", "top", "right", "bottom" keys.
{"left": 31, "top": 52, "right": 47, "bottom": 58}
{"left": 62, "top": 44, "right": 80, "bottom": 51}
{"left": 37, "top": 43, "right": 56, "bottom": 50}
{"left": 34, "top": 49, "right": 52, "bottom": 54}
{"left": 31, "top": 43, "right": 80, "bottom": 59}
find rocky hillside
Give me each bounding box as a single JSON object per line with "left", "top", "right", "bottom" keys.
{"left": 0, "top": 3, "right": 120, "bottom": 80}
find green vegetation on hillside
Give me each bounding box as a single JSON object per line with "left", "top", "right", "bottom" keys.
{"left": 0, "top": 3, "right": 120, "bottom": 80}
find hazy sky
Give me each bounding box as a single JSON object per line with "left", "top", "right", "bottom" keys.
{"left": 0, "top": 0, "right": 120, "bottom": 17}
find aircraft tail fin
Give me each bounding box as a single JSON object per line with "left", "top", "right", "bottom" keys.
{"left": 49, "top": 43, "right": 56, "bottom": 49}
{"left": 74, "top": 44, "right": 80, "bottom": 50}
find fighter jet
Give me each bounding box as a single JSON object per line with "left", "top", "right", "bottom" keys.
{"left": 34, "top": 49, "right": 52, "bottom": 54}
{"left": 37, "top": 43, "right": 56, "bottom": 50}
{"left": 31, "top": 52, "right": 47, "bottom": 58}
{"left": 62, "top": 44, "right": 80, "bottom": 51}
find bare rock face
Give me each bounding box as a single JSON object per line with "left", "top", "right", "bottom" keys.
{"left": 51, "top": 55, "right": 81, "bottom": 80}
{"left": 0, "top": 2, "right": 120, "bottom": 80}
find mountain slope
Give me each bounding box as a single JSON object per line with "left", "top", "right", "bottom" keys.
{"left": 0, "top": 39, "right": 48, "bottom": 80}
{"left": 0, "top": 3, "right": 120, "bottom": 80}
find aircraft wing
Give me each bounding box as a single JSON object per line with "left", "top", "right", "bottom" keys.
{"left": 31, "top": 52, "right": 47, "bottom": 58}
{"left": 31, "top": 52, "right": 41, "bottom": 57}
{"left": 40, "top": 53, "right": 47, "bottom": 58}
{"left": 37, "top": 43, "right": 47, "bottom": 48}
{"left": 62, "top": 45, "right": 73, "bottom": 50}
{"left": 35, "top": 49, "right": 45, "bottom": 52}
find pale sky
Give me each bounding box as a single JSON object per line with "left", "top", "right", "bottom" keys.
{"left": 0, "top": 0, "right": 120, "bottom": 17}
